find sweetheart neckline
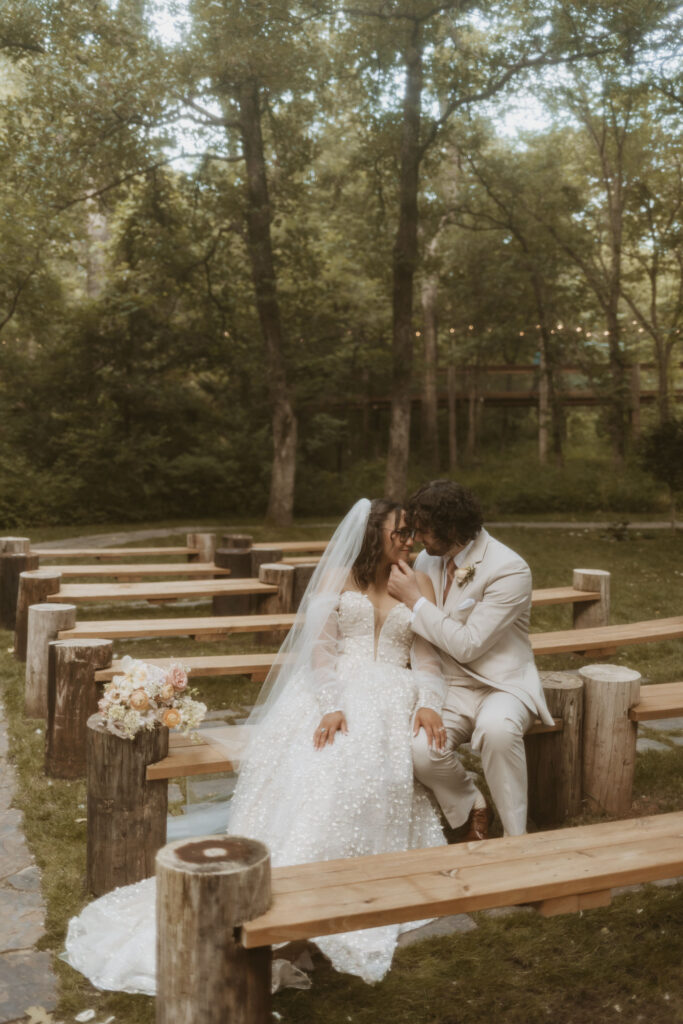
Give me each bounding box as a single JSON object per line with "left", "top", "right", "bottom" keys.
{"left": 340, "top": 591, "right": 408, "bottom": 659}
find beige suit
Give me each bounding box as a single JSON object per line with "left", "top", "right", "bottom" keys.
{"left": 411, "top": 528, "right": 551, "bottom": 835}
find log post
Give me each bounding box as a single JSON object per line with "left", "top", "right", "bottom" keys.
{"left": 573, "top": 569, "right": 610, "bottom": 628}
{"left": 293, "top": 562, "right": 317, "bottom": 610}
{"left": 25, "top": 603, "right": 77, "bottom": 717}
{"left": 250, "top": 547, "right": 283, "bottom": 579}
{"left": 213, "top": 544, "right": 253, "bottom": 616}
{"left": 14, "top": 569, "right": 63, "bottom": 662}
{"left": 579, "top": 663, "right": 641, "bottom": 815}
{"left": 0, "top": 537, "right": 30, "bottom": 553}
{"left": 186, "top": 532, "right": 216, "bottom": 563}
{"left": 87, "top": 712, "right": 169, "bottom": 896}
{"left": 45, "top": 639, "right": 113, "bottom": 778}
{"left": 222, "top": 533, "right": 253, "bottom": 550}
{"left": 0, "top": 552, "right": 39, "bottom": 631}
{"left": 256, "top": 563, "right": 295, "bottom": 646}
{"left": 525, "top": 671, "right": 583, "bottom": 827}
{"left": 156, "top": 835, "right": 272, "bottom": 1024}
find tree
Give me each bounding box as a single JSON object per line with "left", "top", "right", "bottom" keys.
{"left": 638, "top": 418, "right": 683, "bottom": 527}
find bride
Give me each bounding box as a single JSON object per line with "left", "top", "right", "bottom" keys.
{"left": 65, "top": 498, "right": 450, "bottom": 990}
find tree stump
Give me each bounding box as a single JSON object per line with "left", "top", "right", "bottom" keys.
{"left": 256, "top": 563, "right": 294, "bottom": 646}
{"left": 0, "top": 537, "right": 30, "bottom": 553}
{"left": 525, "top": 671, "right": 584, "bottom": 827}
{"left": 45, "top": 639, "right": 113, "bottom": 778}
{"left": 572, "top": 569, "right": 610, "bottom": 628}
{"left": 186, "top": 532, "right": 216, "bottom": 563}
{"left": 87, "top": 712, "right": 169, "bottom": 895}
{"left": 222, "top": 533, "right": 253, "bottom": 549}
{"left": 580, "top": 663, "right": 641, "bottom": 815}
{"left": 250, "top": 547, "right": 283, "bottom": 579}
{"left": 0, "top": 553, "right": 39, "bottom": 631}
{"left": 14, "top": 569, "right": 62, "bottom": 662}
{"left": 156, "top": 835, "right": 272, "bottom": 1024}
{"left": 213, "top": 546, "right": 253, "bottom": 616}
{"left": 293, "top": 563, "right": 317, "bottom": 610}
{"left": 25, "top": 603, "right": 77, "bottom": 717}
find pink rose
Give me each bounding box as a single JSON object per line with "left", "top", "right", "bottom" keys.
{"left": 167, "top": 665, "right": 188, "bottom": 692}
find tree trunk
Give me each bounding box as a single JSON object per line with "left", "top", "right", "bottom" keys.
{"left": 237, "top": 80, "right": 297, "bottom": 525}
{"left": 630, "top": 361, "right": 641, "bottom": 436}
{"left": 420, "top": 272, "right": 439, "bottom": 471}
{"left": 447, "top": 359, "right": 458, "bottom": 472}
{"left": 385, "top": 21, "right": 423, "bottom": 500}
{"left": 466, "top": 368, "right": 477, "bottom": 458}
{"left": 538, "top": 341, "right": 550, "bottom": 464}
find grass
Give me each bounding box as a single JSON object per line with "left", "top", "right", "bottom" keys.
{"left": 0, "top": 523, "right": 682, "bottom": 1023}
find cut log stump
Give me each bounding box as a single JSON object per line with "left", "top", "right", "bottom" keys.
{"left": 25, "top": 603, "right": 76, "bottom": 717}
{"left": 15, "top": 569, "right": 62, "bottom": 661}
{"left": 526, "top": 671, "right": 583, "bottom": 827}
{"left": 45, "top": 639, "right": 113, "bottom": 778}
{"left": 0, "top": 552, "right": 39, "bottom": 632}
{"left": 156, "top": 835, "right": 272, "bottom": 1024}
{"left": 87, "top": 712, "right": 169, "bottom": 896}
{"left": 580, "top": 663, "right": 640, "bottom": 815}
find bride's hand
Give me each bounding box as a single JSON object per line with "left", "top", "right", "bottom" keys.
{"left": 313, "top": 711, "right": 348, "bottom": 749}
{"left": 414, "top": 707, "right": 447, "bottom": 751}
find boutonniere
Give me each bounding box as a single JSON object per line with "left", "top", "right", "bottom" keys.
{"left": 454, "top": 565, "right": 475, "bottom": 587}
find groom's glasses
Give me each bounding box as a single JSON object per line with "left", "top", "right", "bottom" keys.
{"left": 390, "top": 527, "right": 415, "bottom": 543}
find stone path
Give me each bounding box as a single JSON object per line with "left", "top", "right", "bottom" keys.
{"left": 0, "top": 701, "right": 57, "bottom": 1024}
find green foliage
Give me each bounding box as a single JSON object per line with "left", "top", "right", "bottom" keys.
{"left": 638, "top": 417, "right": 683, "bottom": 495}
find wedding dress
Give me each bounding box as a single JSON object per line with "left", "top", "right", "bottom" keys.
{"left": 64, "top": 591, "right": 446, "bottom": 991}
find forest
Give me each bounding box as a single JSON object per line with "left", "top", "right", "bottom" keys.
{"left": 1, "top": 0, "right": 682, "bottom": 525}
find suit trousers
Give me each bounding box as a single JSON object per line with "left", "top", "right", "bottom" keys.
{"left": 413, "top": 680, "right": 534, "bottom": 836}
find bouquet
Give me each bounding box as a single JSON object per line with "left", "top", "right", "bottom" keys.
{"left": 98, "top": 656, "right": 207, "bottom": 740}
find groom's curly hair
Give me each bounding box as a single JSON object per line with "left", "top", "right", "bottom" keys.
{"left": 352, "top": 499, "right": 402, "bottom": 589}
{"left": 407, "top": 480, "right": 483, "bottom": 547}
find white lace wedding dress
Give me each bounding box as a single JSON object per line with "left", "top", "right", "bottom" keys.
{"left": 64, "top": 592, "right": 446, "bottom": 991}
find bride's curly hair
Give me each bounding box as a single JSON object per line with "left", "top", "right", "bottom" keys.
{"left": 352, "top": 499, "right": 402, "bottom": 590}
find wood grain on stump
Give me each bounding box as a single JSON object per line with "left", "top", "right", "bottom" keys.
{"left": 580, "top": 663, "right": 641, "bottom": 815}
{"left": 526, "top": 671, "right": 583, "bottom": 827}
{"left": 15, "top": 569, "right": 62, "bottom": 661}
{"left": 156, "top": 835, "right": 271, "bottom": 1024}
{"left": 87, "top": 712, "right": 169, "bottom": 895}
{"left": 0, "top": 553, "right": 39, "bottom": 631}
{"left": 45, "top": 639, "right": 113, "bottom": 778}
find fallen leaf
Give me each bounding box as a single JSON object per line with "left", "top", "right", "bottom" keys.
{"left": 75, "top": 1012, "right": 96, "bottom": 1023}
{"left": 25, "top": 1008, "right": 53, "bottom": 1024}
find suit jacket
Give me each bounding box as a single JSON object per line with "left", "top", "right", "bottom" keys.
{"left": 413, "top": 528, "right": 553, "bottom": 725}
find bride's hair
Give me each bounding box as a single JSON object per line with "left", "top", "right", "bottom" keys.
{"left": 352, "top": 498, "right": 402, "bottom": 589}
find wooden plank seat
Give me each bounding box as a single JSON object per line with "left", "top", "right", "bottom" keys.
{"left": 240, "top": 811, "right": 683, "bottom": 946}
{"left": 530, "top": 586, "right": 600, "bottom": 606}
{"left": 32, "top": 547, "right": 197, "bottom": 560}
{"left": 251, "top": 541, "right": 328, "bottom": 553}
{"left": 45, "top": 563, "right": 231, "bottom": 579}
{"left": 531, "top": 615, "right": 683, "bottom": 656}
{"left": 59, "top": 613, "right": 683, "bottom": 651}
{"left": 58, "top": 613, "right": 297, "bottom": 641}
{"left": 147, "top": 717, "right": 563, "bottom": 781}
{"left": 47, "top": 578, "right": 278, "bottom": 605}
{"left": 95, "top": 653, "right": 280, "bottom": 683}
{"left": 629, "top": 681, "right": 683, "bottom": 721}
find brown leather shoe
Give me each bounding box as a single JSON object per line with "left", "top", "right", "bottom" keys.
{"left": 462, "top": 801, "right": 493, "bottom": 842}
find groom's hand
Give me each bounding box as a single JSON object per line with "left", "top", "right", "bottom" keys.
{"left": 414, "top": 708, "right": 447, "bottom": 751}
{"left": 388, "top": 560, "right": 422, "bottom": 609}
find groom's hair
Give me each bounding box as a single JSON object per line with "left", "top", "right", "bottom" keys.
{"left": 407, "top": 480, "right": 483, "bottom": 547}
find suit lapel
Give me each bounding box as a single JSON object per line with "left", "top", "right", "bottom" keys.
{"left": 443, "top": 528, "right": 489, "bottom": 610}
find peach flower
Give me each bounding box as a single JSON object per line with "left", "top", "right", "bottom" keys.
{"left": 162, "top": 708, "right": 182, "bottom": 729}
{"left": 158, "top": 681, "right": 175, "bottom": 702}
{"left": 129, "top": 689, "right": 149, "bottom": 712}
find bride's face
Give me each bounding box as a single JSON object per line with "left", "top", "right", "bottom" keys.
{"left": 382, "top": 510, "right": 414, "bottom": 564}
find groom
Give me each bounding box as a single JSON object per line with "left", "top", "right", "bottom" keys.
{"left": 388, "top": 479, "right": 553, "bottom": 838}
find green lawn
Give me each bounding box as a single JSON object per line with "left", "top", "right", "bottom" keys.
{"left": 0, "top": 523, "right": 681, "bottom": 1024}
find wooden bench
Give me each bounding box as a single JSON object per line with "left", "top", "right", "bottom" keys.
{"left": 33, "top": 546, "right": 198, "bottom": 560}
{"left": 44, "top": 563, "right": 232, "bottom": 580}
{"left": 47, "top": 579, "right": 278, "bottom": 605}
{"left": 531, "top": 616, "right": 683, "bottom": 656}
{"left": 154, "top": 811, "right": 683, "bottom": 1018}
{"left": 144, "top": 679, "right": 683, "bottom": 783}
{"left": 241, "top": 810, "right": 683, "bottom": 944}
